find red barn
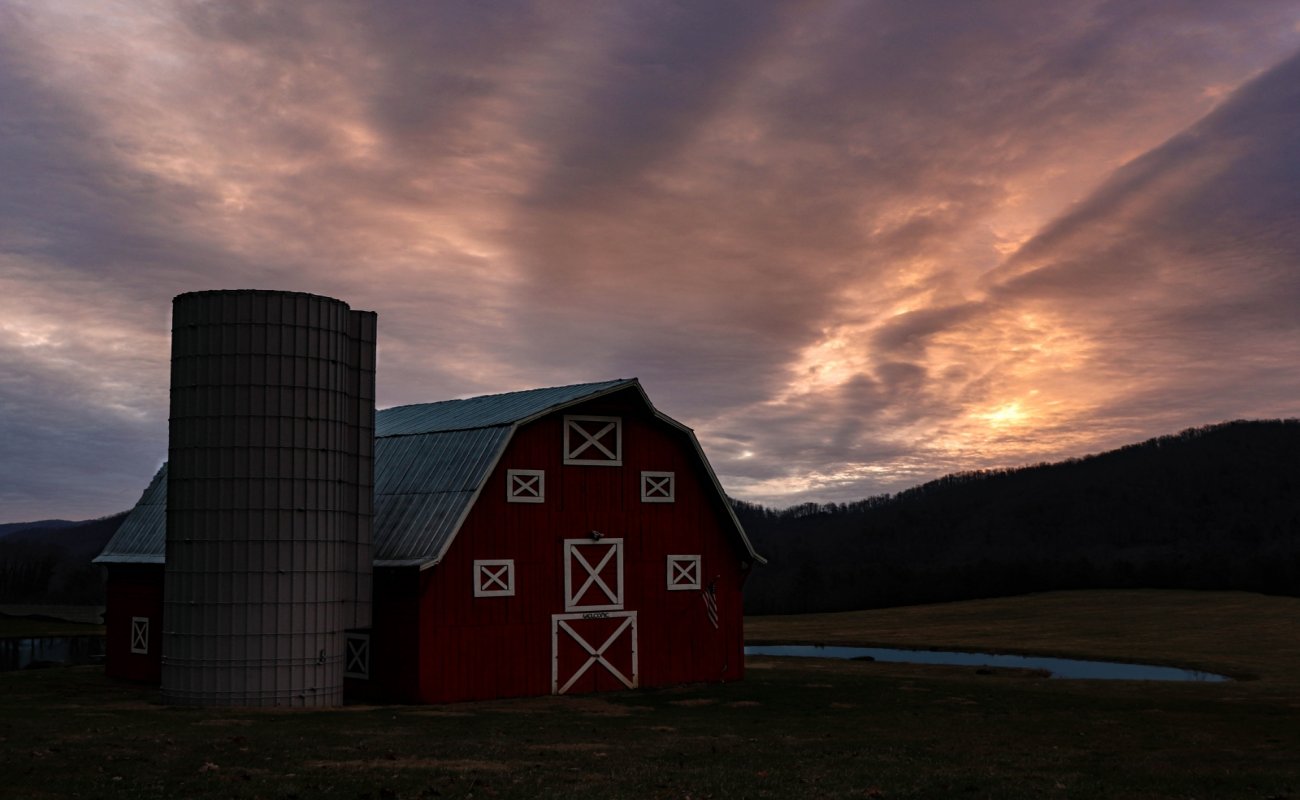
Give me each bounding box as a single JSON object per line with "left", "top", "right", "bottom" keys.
{"left": 96, "top": 379, "right": 763, "bottom": 702}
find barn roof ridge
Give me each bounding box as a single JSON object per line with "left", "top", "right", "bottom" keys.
{"left": 375, "top": 378, "right": 638, "bottom": 437}
{"left": 96, "top": 377, "right": 763, "bottom": 569}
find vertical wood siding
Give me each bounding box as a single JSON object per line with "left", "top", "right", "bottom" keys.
{"left": 417, "top": 389, "right": 748, "bottom": 703}
{"left": 104, "top": 565, "right": 164, "bottom": 683}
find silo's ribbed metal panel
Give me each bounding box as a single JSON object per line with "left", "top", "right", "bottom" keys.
{"left": 163, "top": 290, "right": 375, "bottom": 707}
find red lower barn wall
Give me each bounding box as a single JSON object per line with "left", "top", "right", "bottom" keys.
{"left": 353, "top": 566, "right": 423, "bottom": 702}
{"left": 103, "top": 564, "right": 163, "bottom": 683}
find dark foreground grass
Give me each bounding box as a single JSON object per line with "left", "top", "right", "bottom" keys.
{"left": 2, "top": 591, "right": 1298, "bottom": 799}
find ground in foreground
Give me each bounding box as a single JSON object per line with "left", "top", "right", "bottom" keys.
{"left": 2, "top": 591, "right": 1297, "bottom": 799}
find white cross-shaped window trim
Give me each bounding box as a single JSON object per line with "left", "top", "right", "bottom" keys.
{"left": 645, "top": 476, "right": 671, "bottom": 496}
{"left": 511, "top": 473, "right": 541, "bottom": 497}
{"left": 480, "top": 564, "right": 511, "bottom": 592}
{"left": 556, "top": 616, "right": 636, "bottom": 695}
{"left": 346, "top": 638, "right": 368, "bottom": 675}
{"left": 569, "top": 421, "right": 618, "bottom": 460}
{"left": 670, "top": 559, "right": 698, "bottom": 586}
{"left": 130, "top": 618, "right": 148, "bottom": 653}
{"left": 571, "top": 545, "right": 619, "bottom": 604}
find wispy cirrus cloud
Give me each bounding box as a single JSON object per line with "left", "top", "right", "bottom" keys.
{"left": 1, "top": 1, "right": 1298, "bottom": 519}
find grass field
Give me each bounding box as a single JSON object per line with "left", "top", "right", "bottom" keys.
{"left": 2, "top": 590, "right": 1298, "bottom": 799}
{"left": 0, "top": 604, "right": 105, "bottom": 637}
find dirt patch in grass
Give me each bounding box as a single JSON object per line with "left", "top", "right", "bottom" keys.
{"left": 194, "top": 718, "right": 255, "bottom": 727}
{"left": 305, "top": 757, "right": 511, "bottom": 772}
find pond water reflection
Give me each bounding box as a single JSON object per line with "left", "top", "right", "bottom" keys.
{"left": 0, "top": 636, "right": 105, "bottom": 671}
{"left": 744, "top": 644, "right": 1230, "bottom": 682}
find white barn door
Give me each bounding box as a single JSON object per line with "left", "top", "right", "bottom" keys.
{"left": 553, "top": 538, "right": 638, "bottom": 694}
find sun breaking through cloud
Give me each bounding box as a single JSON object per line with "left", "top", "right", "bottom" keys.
{"left": 2, "top": 1, "right": 1299, "bottom": 519}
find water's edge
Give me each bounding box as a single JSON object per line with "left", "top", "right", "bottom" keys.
{"left": 744, "top": 644, "right": 1231, "bottom": 682}
{"left": 1, "top": 636, "right": 106, "bottom": 671}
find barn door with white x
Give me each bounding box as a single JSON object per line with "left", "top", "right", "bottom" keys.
{"left": 563, "top": 415, "right": 622, "bottom": 465}
{"left": 563, "top": 539, "right": 624, "bottom": 611}
{"left": 551, "top": 611, "right": 638, "bottom": 695}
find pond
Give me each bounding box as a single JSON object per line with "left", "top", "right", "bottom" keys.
{"left": 744, "top": 644, "right": 1230, "bottom": 682}
{"left": 0, "top": 636, "right": 106, "bottom": 671}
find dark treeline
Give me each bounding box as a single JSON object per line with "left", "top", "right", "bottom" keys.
{"left": 0, "top": 512, "right": 126, "bottom": 603}
{"left": 736, "top": 420, "right": 1300, "bottom": 614}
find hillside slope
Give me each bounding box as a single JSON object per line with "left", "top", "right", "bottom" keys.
{"left": 0, "top": 512, "right": 127, "bottom": 603}
{"left": 738, "top": 420, "right": 1300, "bottom": 613}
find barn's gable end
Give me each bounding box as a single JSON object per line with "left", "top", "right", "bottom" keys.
{"left": 415, "top": 391, "right": 753, "bottom": 702}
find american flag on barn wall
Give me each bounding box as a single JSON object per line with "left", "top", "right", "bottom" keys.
{"left": 702, "top": 577, "right": 719, "bottom": 629}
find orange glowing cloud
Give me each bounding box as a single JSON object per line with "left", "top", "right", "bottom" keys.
{"left": 2, "top": 1, "right": 1299, "bottom": 518}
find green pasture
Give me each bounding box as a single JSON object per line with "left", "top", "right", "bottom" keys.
{"left": 2, "top": 590, "right": 1297, "bottom": 799}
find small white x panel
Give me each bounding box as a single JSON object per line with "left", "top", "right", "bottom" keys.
{"left": 507, "top": 469, "right": 545, "bottom": 503}
{"left": 344, "top": 632, "right": 370, "bottom": 680}
{"left": 563, "top": 539, "right": 624, "bottom": 611}
{"left": 564, "top": 415, "right": 622, "bottom": 466}
{"left": 474, "top": 559, "right": 516, "bottom": 597}
{"left": 641, "top": 471, "right": 675, "bottom": 503}
{"left": 666, "top": 555, "right": 701, "bottom": 590}
{"left": 130, "top": 616, "right": 149, "bottom": 654}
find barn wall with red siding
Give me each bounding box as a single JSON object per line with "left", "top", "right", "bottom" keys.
{"left": 103, "top": 564, "right": 163, "bottom": 683}
{"left": 415, "top": 387, "right": 750, "bottom": 704}
{"left": 353, "top": 566, "right": 423, "bottom": 702}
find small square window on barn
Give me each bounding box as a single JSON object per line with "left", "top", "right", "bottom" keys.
{"left": 344, "top": 632, "right": 370, "bottom": 680}
{"left": 666, "top": 555, "right": 701, "bottom": 591}
{"left": 474, "top": 559, "right": 516, "bottom": 597}
{"left": 506, "top": 469, "right": 545, "bottom": 503}
{"left": 130, "top": 616, "right": 149, "bottom": 654}
{"left": 564, "top": 415, "right": 622, "bottom": 466}
{"left": 641, "top": 471, "right": 675, "bottom": 503}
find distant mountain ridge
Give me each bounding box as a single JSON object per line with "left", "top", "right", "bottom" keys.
{"left": 736, "top": 420, "right": 1300, "bottom": 614}
{"left": 0, "top": 519, "right": 76, "bottom": 539}
{"left": 0, "top": 512, "right": 127, "bottom": 604}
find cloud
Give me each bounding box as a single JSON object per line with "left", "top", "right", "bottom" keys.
{"left": 1, "top": 1, "right": 1298, "bottom": 518}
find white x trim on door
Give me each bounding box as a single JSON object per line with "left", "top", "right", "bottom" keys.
{"left": 344, "top": 633, "right": 370, "bottom": 679}
{"left": 130, "top": 616, "right": 149, "bottom": 654}
{"left": 564, "top": 539, "right": 623, "bottom": 611}
{"left": 551, "top": 612, "right": 638, "bottom": 695}
{"left": 564, "top": 416, "right": 622, "bottom": 465}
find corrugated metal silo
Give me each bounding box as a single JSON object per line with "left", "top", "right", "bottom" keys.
{"left": 163, "top": 290, "right": 376, "bottom": 706}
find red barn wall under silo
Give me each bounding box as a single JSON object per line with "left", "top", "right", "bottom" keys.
{"left": 103, "top": 564, "right": 163, "bottom": 683}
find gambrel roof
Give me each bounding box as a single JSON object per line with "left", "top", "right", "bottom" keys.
{"left": 96, "top": 379, "right": 762, "bottom": 569}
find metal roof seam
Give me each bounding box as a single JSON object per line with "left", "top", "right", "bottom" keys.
{"left": 93, "top": 378, "right": 764, "bottom": 568}
{"left": 425, "top": 421, "right": 517, "bottom": 569}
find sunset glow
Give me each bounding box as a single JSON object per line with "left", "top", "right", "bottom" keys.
{"left": 2, "top": 1, "right": 1299, "bottom": 520}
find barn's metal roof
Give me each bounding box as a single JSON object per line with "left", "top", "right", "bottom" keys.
{"left": 95, "top": 378, "right": 762, "bottom": 568}
{"left": 371, "top": 427, "right": 512, "bottom": 565}
{"left": 93, "top": 465, "right": 167, "bottom": 564}
{"left": 376, "top": 379, "right": 632, "bottom": 436}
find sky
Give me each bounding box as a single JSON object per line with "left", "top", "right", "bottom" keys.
{"left": 2, "top": 1, "right": 1299, "bottom": 522}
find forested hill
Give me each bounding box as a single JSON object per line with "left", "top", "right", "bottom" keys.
{"left": 0, "top": 511, "right": 127, "bottom": 603}
{"left": 735, "top": 420, "right": 1300, "bottom": 614}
